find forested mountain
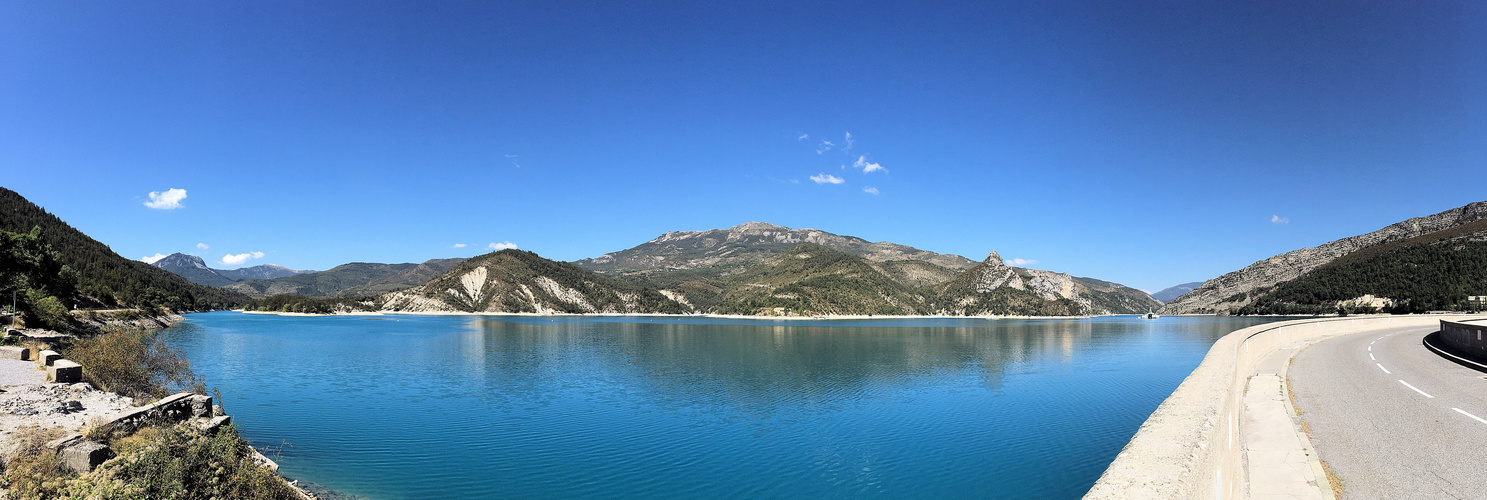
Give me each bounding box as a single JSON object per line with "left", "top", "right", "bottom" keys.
{"left": 149, "top": 253, "right": 307, "bottom": 287}
{"left": 372, "top": 243, "right": 1158, "bottom": 317}
{"left": 1164, "top": 200, "right": 1487, "bottom": 314}
{"left": 1238, "top": 217, "right": 1487, "bottom": 315}
{"left": 709, "top": 243, "right": 936, "bottom": 316}
{"left": 0, "top": 188, "right": 247, "bottom": 315}
{"left": 575, "top": 222, "right": 977, "bottom": 278}
{"left": 223, "top": 258, "right": 465, "bottom": 298}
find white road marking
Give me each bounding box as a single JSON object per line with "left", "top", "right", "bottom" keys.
{"left": 1454, "top": 408, "right": 1487, "bottom": 425}
{"left": 1370, "top": 353, "right": 1376, "bottom": 361}
{"left": 1398, "top": 380, "right": 1434, "bottom": 398}
{"left": 1377, "top": 363, "right": 1391, "bottom": 374}
{"left": 1367, "top": 345, "right": 1371, "bottom": 352}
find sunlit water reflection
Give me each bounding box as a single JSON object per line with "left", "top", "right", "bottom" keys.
{"left": 162, "top": 313, "right": 1284, "bottom": 499}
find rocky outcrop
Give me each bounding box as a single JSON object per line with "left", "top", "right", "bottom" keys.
{"left": 379, "top": 250, "right": 691, "bottom": 314}
{"left": 1163, "top": 201, "right": 1487, "bottom": 314}
{"left": 937, "top": 252, "right": 1159, "bottom": 316}
{"left": 575, "top": 222, "right": 977, "bottom": 273}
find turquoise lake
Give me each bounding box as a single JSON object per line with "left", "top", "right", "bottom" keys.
{"left": 161, "top": 312, "right": 1282, "bottom": 499}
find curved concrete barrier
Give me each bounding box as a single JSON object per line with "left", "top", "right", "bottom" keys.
{"left": 1084, "top": 314, "right": 1487, "bottom": 500}
{"left": 1437, "top": 319, "right": 1487, "bottom": 360}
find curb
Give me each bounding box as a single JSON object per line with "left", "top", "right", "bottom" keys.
{"left": 1276, "top": 342, "right": 1337, "bottom": 500}
{"left": 1422, "top": 331, "right": 1487, "bottom": 373}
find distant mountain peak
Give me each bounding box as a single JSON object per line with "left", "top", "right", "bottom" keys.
{"left": 153, "top": 252, "right": 211, "bottom": 270}
{"left": 731, "top": 221, "right": 788, "bottom": 231}
{"left": 578, "top": 222, "right": 978, "bottom": 273}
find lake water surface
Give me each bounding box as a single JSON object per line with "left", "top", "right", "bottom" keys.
{"left": 162, "top": 312, "right": 1282, "bottom": 499}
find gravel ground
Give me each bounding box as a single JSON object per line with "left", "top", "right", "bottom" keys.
{"left": 0, "top": 360, "right": 45, "bottom": 386}
{"left": 0, "top": 383, "right": 136, "bottom": 456}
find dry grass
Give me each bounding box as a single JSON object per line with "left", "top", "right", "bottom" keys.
{"left": 2, "top": 426, "right": 70, "bottom": 499}
{"left": 1287, "top": 375, "right": 1304, "bottom": 415}
{"left": 1320, "top": 459, "right": 1345, "bottom": 498}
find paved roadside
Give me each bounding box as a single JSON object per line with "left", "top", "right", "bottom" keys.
{"left": 1290, "top": 325, "right": 1487, "bottom": 499}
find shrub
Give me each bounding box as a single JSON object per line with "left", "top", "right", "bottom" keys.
{"left": 63, "top": 329, "right": 201, "bottom": 401}
{"left": 23, "top": 289, "right": 68, "bottom": 331}
{"left": 2, "top": 426, "right": 69, "bottom": 498}
{"left": 5, "top": 424, "right": 302, "bottom": 500}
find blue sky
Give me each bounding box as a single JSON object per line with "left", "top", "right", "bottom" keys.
{"left": 2, "top": 1, "right": 1483, "bottom": 292}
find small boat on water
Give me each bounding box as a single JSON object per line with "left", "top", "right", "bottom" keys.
{"left": 1141, "top": 308, "right": 1160, "bottom": 319}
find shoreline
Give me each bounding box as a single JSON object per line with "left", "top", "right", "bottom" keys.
{"left": 234, "top": 309, "right": 1129, "bottom": 320}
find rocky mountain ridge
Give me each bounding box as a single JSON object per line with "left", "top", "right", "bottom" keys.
{"left": 575, "top": 222, "right": 978, "bottom": 274}
{"left": 380, "top": 250, "right": 687, "bottom": 314}
{"left": 1163, "top": 201, "right": 1487, "bottom": 314}
{"left": 378, "top": 245, "right": 1159, "bottom": 317}
{"left": 223, "top": 258, "right": 467, "bottom": 298}
{"left": 149, "top": 253, "right": 308, "bottom": 287}
{"left": 938, "top": 251, "right": 1159, "bottom": 316}
{"left": 1151, "top": 282, "right": 1204, "bottom": 303}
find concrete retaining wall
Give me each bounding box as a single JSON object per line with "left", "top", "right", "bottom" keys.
{"left": 1084, "top": 314, "right": 1487, "bottom": 500}
{"left": 1438, "top": 319, "right": 1487, "bottom": 360}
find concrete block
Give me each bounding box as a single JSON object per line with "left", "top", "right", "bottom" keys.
{"left": 0, "top": 346, "right": 28, "bottom": 360}
{"left": 37, "top": 350, "right": 60, "bottom": 366}
{"left": 189, "top": 394, "right": 213, "bottom": 417}
{"left": 44, "top": 433, "right": 113, "bottom": 472}
{"left": 48, "top": 360, "right": 81, "bottom": 383}
{"left": 198, "top": 415, "right": 231, "bottom": 433}
{"left": 58, "top": 441, "right": 112, "bottom": 473}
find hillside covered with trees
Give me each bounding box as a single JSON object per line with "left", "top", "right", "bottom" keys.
{"left": 1238, "top": 219, "right": 1487, "bottom": 315}
{"left": 0, "top": 188, "right": 247, "bottom": 322}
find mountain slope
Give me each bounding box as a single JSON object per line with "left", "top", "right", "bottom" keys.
{"left": 1151, "top": 282, "right": 1204, "bottom": 303}
{"left": 934, "top": 252, "right": 1161, "bottom": 316}
{"left": 150, "top": 253, "right": 237, "bottom": 287}
{"left": 0, "top": 187, "right": 247, "bottom": 309}
{"left": 223, "top": 258, "right": 466, "bottom": 298}
{"left": 380, "top": 250, "right": 688, "bottom": 314}
{"left": 1240, "top": 218, "right": 1487, "bottom": 314}
{"left": 575, "top": 222, "right": 977, "bottom": 275}
{"left": 710, "top": 243, "right": 933, "bottom": 316}
{"left": 217, "top": 263, "right": 306, "bottom": 281}
{"left": 149, "top": 252, "right": 307, "bottom": 287}
{"left": 1163, "top": 201, "right": 1487, "bottom": 314}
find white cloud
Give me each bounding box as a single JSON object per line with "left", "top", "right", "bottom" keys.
{"left": 842, "top": 132, "right": 855, "bottom": 153}
{"left": 144, "top": 188, "right": 187, "bottom": 210}
{"left": 863, "top": 187, "right": 879, "bottom": 195}
{"left": 853, "top": 155, "right": 885, "bottom": 173}
{"left": 488, "top": 241, "right": 518, "bottom": 251}
{"left": 1004, "top": 258, "right": 1038, "bottom": 266}
{"left": 797, "top": 133, "right": 809, "bottom": 141}
{"left": 453, "top": 243, "right": 468, "bottom": 248}
{"left": 196, "top": 243, "right": 209, "bottom": 250}
{"left": 810, "top": 173, "right": 845, "bottom": 184}
{"left": 1271, "top": 215, "right": 1289, "bottom": 224}
{"left": 816, "top": 140, "right": 834, "bottom": 154}
{"left": 505, "top": 154, "right": 520, "bottom": 168}
{"left": 141, "top": 253, "right": 168, "bottom": 264}
{"left": 221, "top": 251, "right": 265, "bottom": 266}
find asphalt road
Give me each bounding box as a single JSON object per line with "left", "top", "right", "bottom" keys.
{"left": 1290, "top": 324, "right": 1487, "bottom": 499}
